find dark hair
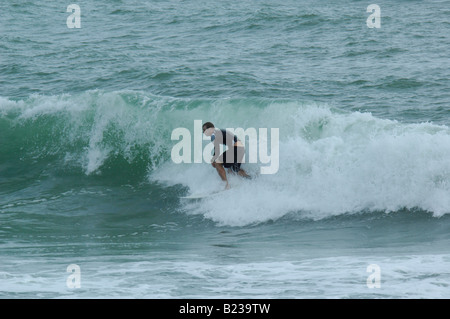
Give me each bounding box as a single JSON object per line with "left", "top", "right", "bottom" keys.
{"left": 202, "top": 122, "right": 214, "bottom": 131}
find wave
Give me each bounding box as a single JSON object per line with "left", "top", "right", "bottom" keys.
{"left": 0, "top": 91, "right": 177, "bottom": 176}
{"left": 2, "top": 90, "right": 450, "bottom": 225}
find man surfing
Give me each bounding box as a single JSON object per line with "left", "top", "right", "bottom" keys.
{"left": 202, "top": 122, "right": 251, "bottom": 189}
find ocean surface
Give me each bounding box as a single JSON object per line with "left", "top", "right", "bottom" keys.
{"left": 1, "top": 0, "right": 450, "bottom": 298}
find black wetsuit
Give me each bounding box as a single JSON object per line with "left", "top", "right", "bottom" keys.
{"left": 211, "top": 129, "right": 245, "bottom": 173}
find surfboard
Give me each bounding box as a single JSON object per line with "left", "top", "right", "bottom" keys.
{"left": 180, "top": 190, "right": 222, "bottom": 199}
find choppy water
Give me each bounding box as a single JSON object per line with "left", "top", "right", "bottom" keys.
{"left": 1, "top": 0, "right": 450, "bottom": 298}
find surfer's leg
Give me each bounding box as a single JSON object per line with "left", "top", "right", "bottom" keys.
{"left": 237, "top": 169, "right": 251, "bottom": 179}
{"left": 215, "top": 163, "right": 230, "bottom": 189}
{"left": 232, "top": 146, "right": 250, "bottom": 179}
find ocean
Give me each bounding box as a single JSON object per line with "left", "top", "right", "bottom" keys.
{"left": 1, "top": 0, "right": 450, "bottom": 299}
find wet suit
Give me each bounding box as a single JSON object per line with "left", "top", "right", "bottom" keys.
{"left": 211, "top": 129, "right": 245, "bottom": 173}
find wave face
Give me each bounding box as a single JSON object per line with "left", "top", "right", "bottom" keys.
{"left": 2, "top": 90, "right": 449, "bottom": 226}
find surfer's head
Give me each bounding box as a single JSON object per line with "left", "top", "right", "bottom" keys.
{"left": 202, "top": 122, "right": 215, "bottom": 136}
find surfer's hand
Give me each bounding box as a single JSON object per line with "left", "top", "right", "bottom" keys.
{"left": 211, "top": 161, "right": 216, "bottom": 168}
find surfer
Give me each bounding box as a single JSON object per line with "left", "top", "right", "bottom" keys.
{"left": 202, "top": 122, "right": 251, "bottom": 189}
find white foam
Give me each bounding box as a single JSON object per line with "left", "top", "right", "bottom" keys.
{"left": 2, "top": 254, "right": 449, "bottom": 298}
{"left": 153, "top": 101, "right": 450, "bottom": 226}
